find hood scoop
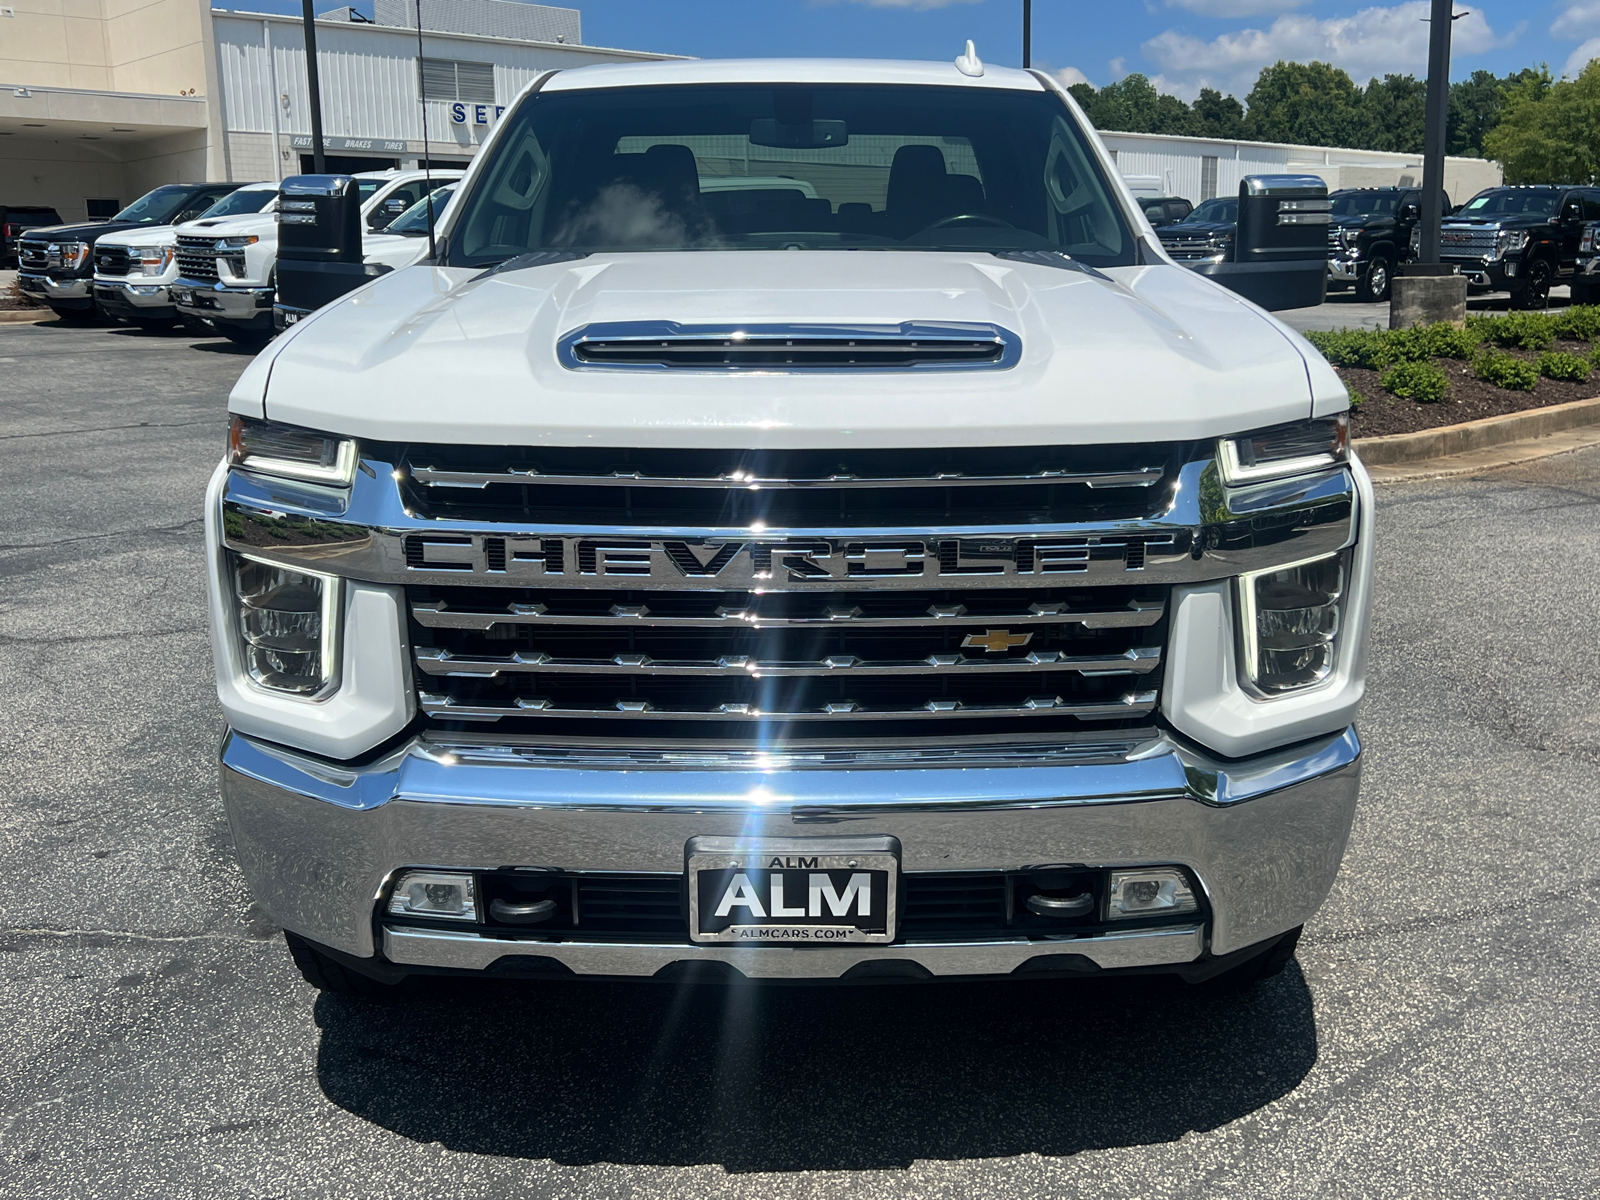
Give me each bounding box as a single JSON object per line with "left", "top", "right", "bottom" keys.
{"left": 557, "top": 321, "right": 1020, "bottom": 372}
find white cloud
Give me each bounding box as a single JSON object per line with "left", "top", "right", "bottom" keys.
{"left": 1109, "top": 56, "right": 1128, "bottom": 78}
{"left": 1142, "top": 1, "right": 1516, "bottom": 102}
{"left": 1165, "top": 0, "right": 1310, "bottom": 16}
{"left": 1564, "top": 36, "right": 1600, "bottom": 77}
{"left": 1552, "top": 3, "right": 1600, "bottom": 38}
{"left": 1055, "top": 66, "right": 1093, "bottom": 88}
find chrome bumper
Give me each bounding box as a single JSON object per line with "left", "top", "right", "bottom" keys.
{"left": 93, "top": 279, "right": 174, "bottom": 311}
{"left": 1327, "top": 257, "right": 1360, "bottom": 282}
{"left": 220, "top": 725, "right": 1362, "bottom": 979}
{"left": 17, "top": 271, "right": 90, "bottom": 300}
{"left": 173, "top": 279, "right": 274, "bottom": 325}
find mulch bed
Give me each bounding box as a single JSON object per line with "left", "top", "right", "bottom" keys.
{"left": 1343, "top": 340, "right": 1599, "bottom": 439}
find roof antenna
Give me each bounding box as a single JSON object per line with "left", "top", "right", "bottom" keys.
{"left": 414, "top": 0, "right": 437, "bottom": 262}
{"left": 955, "top": 39, "right": 984, "bottom": 77}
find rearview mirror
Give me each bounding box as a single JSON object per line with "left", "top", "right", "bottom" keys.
{"left": 1400, "top": 202, "right": 1420, "bottom": 222}
{"left": 748, "top": 119, "right": 847, "bottom": 149}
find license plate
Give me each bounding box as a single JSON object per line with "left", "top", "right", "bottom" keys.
{"left": 283, "top": 311, "right": 300, "bottom": 324}
{"left": 687, "top": 836, "right": 899, "bottom": 944}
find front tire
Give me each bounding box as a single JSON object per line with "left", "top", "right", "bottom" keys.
{"left": 284, "top": 932, "right": 402, "bottom": 1002}
{"left": 49, "top": 305, "right": 96, "bottom": 324}
{"left": 1573, "top": 277, "right": 1598, "bottom": 306}
{"left": 220, "top": 325, "right": 271, "bottom": 350}
{"left": 1355, "top": 254, "right": 1392, "bottom": 303}
{"left": 1510, "top": 256, "right": 1555, "bottom": 309}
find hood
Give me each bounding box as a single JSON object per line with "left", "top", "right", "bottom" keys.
{"left": 96, "top": 224, "right": 180, "bottom": 249}
{"left": 175, "top": 212, "right": 276, "bottom": 237}
{"left": 19, "top": 219, "right": 142, "bottom": 244}
{"left": 251, "top": 251, "right": 1325, "bottom": 449}
{"left": 1444, "top": 213, "right": 1551, "bottom": 229}
{"left": 1330, "top": 215, "right": 1393, "bottom": 230}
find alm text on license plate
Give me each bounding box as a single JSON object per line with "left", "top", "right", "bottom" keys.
{"left": 686, "top": 836, "right": 899, "bottom": 945}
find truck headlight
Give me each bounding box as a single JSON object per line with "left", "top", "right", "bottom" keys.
{"left": 49, "top": 241, "right": 88, "bottom": 270}
{"left": 230, "top": 553, "right": 342, "bottom": 697}
{"left": 229, "top": 416, "right": 357, "bottom": 486}
{"left": 131, "top": 246, "right": 174, "bottom": 275}
{"left": 1237, "top": 549, "right": 1349, "bottom": 695}
{"left": 1218, "top": 415, "right": 1349, "bottom": 486}
{"left": 1495, "top": 229, "right": 1528, "bottom": 259}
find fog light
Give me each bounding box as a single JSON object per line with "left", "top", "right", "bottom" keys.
{"left": 387, "top": 871, "right": 478, "bottom": 921}
{"left": 1107, "top": 869, "right": 1198, "bottom": 919}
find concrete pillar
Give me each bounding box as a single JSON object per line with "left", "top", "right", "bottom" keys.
{"left": 1390, "top": 272, "right": 1467, "bottom": 329}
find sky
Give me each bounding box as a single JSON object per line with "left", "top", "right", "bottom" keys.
{"left": 216, "top": 1, "right": 1600, "bottom": 103}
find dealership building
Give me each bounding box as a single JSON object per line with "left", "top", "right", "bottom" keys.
{"left": 0, "top": 0, "right": 675, "bottom": 223}
{"left": 3, "top": 0, "right": 1504, "bottom": 225}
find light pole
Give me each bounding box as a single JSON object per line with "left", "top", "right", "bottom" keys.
{"left": 1022, "top": 0, "right": 1031, "bottom": 70}
{"left": 1417, "top": 0, "right": 1461, "bottom": 265}
{"left": 301, "top": 0, "right": 326, "bottom": 173}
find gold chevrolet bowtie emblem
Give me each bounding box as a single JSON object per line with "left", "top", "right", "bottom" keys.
{"left": 962, "top": 629, "right": 1033, "bottom": 654}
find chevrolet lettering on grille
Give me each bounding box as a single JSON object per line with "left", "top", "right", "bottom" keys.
{"left": 400, "top": 533, "right": 1182, "bottom": 588}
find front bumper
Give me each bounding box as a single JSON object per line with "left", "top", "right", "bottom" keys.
{"left": 220, "top": 724, "right": 1362, "bottom": 980}
{"left": 93, "top": 280, "right": 175, "bottom": 318}
{"left": 173, "top": 279, "right": 274, "bottom": 329}
{"left": 1442, "top": 257, "right": 1509, "bottom": 289}
{"left": 17, "top": 271, "right": 92, "bottom": 309}
{"left": 1327, "top": 256, "right": 1360, "bottom": 282}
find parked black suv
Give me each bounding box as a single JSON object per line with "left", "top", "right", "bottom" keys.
{"left": 2, "top": 205, "right": 64, "bottom": 267}
{"left": 1436, "top": 185, "right": 1600, "bottom": 309}
{"left": 16, "top": 183, "right": 240, "bottom": 320}
{"left": 1325, "top": 187, "right": 1448, "bottom": 303}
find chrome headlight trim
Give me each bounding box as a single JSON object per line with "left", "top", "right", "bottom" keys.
{"left": 1218, "top": 415, "right": 1350, "bottom": 487}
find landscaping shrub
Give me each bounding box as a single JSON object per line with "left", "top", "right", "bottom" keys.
{"left": 1473, "top": 349, "right": 1540, "bottom": 390}
{"left": 1537, "top": 351, "right": 1592, "bottom": 382}
{"left": 1398, "top": 322, "right": 1480, "bottom": 360}
{"left": 1379, "top": 360, "right": 1450, "bottom": 403}
{"left": 1552, "top": 304, "right": 1600, "bottom": 342}
{"left": 1304, "top": 327, "right": 1391, "bottom": 369}
{"left": 1475, "top": 311, "right": 1556, "bottom": 351}
{"left": 1346, "top": 383, "right": 1365, "bottom": 408}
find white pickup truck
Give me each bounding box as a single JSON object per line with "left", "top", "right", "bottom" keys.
{"left": 173, "top": 168, "right": 462, "bottom": 344}
{"left": 209, "top": 53, "right": 1371, "bottom": 999}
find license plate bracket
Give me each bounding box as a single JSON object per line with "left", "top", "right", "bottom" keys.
{"left": 686, "top": 836, "right": 899, "bottom": 945}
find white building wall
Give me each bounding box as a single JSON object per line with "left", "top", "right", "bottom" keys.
{"left": 212, "top": 13, "right": 675, "bottom": 162}
{"left": 1099, "top": 129, "right": 1502, "bottom": 204}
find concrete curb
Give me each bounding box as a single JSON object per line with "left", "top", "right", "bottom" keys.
{"left": 1354, "top": 394, "right": 1600, "bottom": 465}
{"left": 0, "top": 309, "right": 50, "bottom": 324}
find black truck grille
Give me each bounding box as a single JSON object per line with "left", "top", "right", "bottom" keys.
{"left": 18, "top": 241, "right": 49, "bottom": 270}
{"left": 95, "top": 246, "right": 130, "bottom": 276}
{"left": 175, "top": 236, "right": 219, "bottom": 281}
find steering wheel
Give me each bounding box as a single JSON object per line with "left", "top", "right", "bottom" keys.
{"left": 917, "top": 213, "right": 1015, "bottom": 233}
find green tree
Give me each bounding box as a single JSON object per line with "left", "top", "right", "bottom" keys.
{"left": 1359, "top": 73, "right": 1427, "bottom": 153}
{"left": 1082, "top": 73, "right": 1199, "bottom": 136}
{"left": 1191, "top": 87, "right": 1244, "bottom": 140}
{"left": 1066, "top": 81, "right": 1096, "bottom": 112}
{"left": 1484, "top": 61, "right": 1600, "bottom": 183}
{"left": 1446, "top": 68, "right": 1545, "bottom": 157}
{"left": 1242, "top": 60, "right": 1365, "bottom": 147}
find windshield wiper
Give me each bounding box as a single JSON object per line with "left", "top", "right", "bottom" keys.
{"left": 475, "top": 250, "right": 591, "bottom": 279}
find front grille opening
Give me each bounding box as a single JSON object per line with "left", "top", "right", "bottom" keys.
{"left": 176, "top": 236, "right": 219, "bottom": 282}
{"left": 408, "top": 584, "right": 1167, "bottom": 743}
{"left": 388, "top": 442, "right": 1184, "bottom": 528}
{"left": 383, "top": 868, "right": 1203, "bottom": 943}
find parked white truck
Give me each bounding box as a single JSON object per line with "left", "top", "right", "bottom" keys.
{"left": 209, "top": 54, "right": 1371, "bottom": 999}
{"left": 174, "top": 169, "right": 462, "bottom": 343}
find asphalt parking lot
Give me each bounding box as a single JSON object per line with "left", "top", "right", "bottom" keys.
{"left": 2, "top": 316, "right": 1598, "bottom": 1198}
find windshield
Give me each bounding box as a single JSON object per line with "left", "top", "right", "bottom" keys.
{"left": 113, "top": 186, "right": 204, "bottom": 225}
{"left": 388, "top": 184, "right": 458, "bottom": 235}
{"left": 197, "top": 188, "right": 276, "bottom": 220}
{"left": 357, "top": 180, "right": 385, "bottom": 204}
{"left": 448, "top": 83, "right": 1134, "bottom": 265}
{"left": 1330, "top": 192, "right": 1399, "bottom": 217}
{"left": 1180, "top": 198, "right": 1236, "bottom": 224}
{"left": 1459, "top": 190, "right": 1560, "bottom": 216}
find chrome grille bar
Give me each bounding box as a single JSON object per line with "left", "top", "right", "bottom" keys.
{"left": 414, "top": 645, "right": 1161, "bottom": 678}
{"left": 419, "top": 690, "right": 1159, "bottom": 722}
{"left": 408, "top": 465, "right": 1165, "bottom": 490}
{"left": 410, "top": 597, "right": 1164, "bottom": 632}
